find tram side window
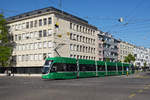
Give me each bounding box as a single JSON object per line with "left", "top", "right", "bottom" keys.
{"left": 66, "top": 64, "right": 77, "bottom": 71}
{"left": 118, "top": 66, "right": 122, "bottom": 71}
{"left": 88, "top": 64, "right": 96, "bottom": 71}
{"left": 97, "top": 65, "right": 105, "bottom": 71}
{"left": 107, "top": 66, "right": 116, "bottom": 71}
{"left": 79, "top": 64, "right": 96, "bottom": 71}
{"left": 79, "top": 64, "right": 86, "bottom": 71}
{"left": 52, "top": 63, "right": 77, "bottom": 72}
{"left": 124, "top": 66, "right": 127, "bottom": 71}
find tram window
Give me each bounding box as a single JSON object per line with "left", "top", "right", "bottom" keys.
{"left": 107, "top": 66, "right": 116, "bottom": 71}
{"left": 124, "top": 66, "right": 127, "bottom": 71}
{"left": 118, "top": 66, "right": 122, "bottom": 71}
{"left": 98, "top": 65, "right": 105, "bottom": 71}
{"left": 52, "top": 63, "right": 77, "bottom": 72}
{"left": 79, "top": 64, "right": 86, "bottom": 71}
{"left": 87, "top": 64, "right": 96, "bottom": 71}
{"left": 79, "top": 64, "right": 96, "bottom": 71}
{"left": 52, "top": 63, "right": 65, "bottom": 71}
{"left": 66, "top": 64, "right": 77, "bottom": 71}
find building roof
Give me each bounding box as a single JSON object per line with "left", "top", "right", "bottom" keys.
{"left": 6, "top": 7, "right": 97, "bottom": 30}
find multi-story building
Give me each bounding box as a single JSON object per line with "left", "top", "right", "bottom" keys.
{"left": 118, "top": 41, "right": 134, "bottom": 62}
{"left": 133, "top": 46, "right": 149, "bottom": 68}
{"left": 97, "top": 32, "right": 119, "bottom": 62}
{"left": 146, "top": 48, "right": 150, "bottom": 69}
{"left": 96, "top": 31, "right": 104, "bottom": 61}
{"left": 7, "top": 7, "right": 98, "bottom": 73}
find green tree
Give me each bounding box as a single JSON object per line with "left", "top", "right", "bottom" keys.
{"left": 124, "top": 54, "right": 135, "bottom": 64}
{"left": 144, "top": 62, "right": 147, "bottom": 67}
{"left": 106, "top": 58, "right": 110, "bottom": 62}
{"left": 0, "top": 14, "right": 14, "bottom": 67}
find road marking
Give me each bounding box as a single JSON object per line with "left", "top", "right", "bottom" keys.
{"left": 128, "top": 93, "right": 136, "bottom": 98}
{"left": 138, "top": 89, "right": 143, "bottom": 93}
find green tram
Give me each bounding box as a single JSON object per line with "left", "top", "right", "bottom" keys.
{"left": 42, "top": 57, "right": 134, "bottom": 79}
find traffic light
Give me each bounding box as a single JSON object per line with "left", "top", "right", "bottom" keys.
{"left": 55, "top": 22, "right": 59, "bottom": 28}
{"left": 67, "top": 32, "right": 70, "bottom": 36}
{"left": 57, "top": 34, "right": 62, "bottom": 38}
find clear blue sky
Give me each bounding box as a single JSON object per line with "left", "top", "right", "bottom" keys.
{"left": 1, "top": 0, "right": 150, "bottom": 48}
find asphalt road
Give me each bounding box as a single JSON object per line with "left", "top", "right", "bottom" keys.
{"left": 0, "top": 72, "right": 150, "bottom": 100}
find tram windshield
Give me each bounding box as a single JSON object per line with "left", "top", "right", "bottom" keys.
{"left": 42, "top": 60, "right": 53, "bottom": 74}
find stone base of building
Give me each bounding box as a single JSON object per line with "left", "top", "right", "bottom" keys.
{"left": 0, "top": 67, "right": 42, "bottom": 74}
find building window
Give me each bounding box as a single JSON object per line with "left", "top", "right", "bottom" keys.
{"left": 30, "top": 43, "right": 33, "bottom": 50}
{"left": 30, "top": 32, "right": 34, "bottom": 39}
{"left": 43, "top": 18, "right": 47, "bottom": 25}
{"left": 26, "top": 33, "right": 30, "bottom": 39}
{"left": 83, "top": 46, "right": 85, "bottom": 52}
{"left": 48, "top": 17, "right": 52, "bottom": 24}
{"left": 48, "top": 41, "right": 53, "bottom": 48}
{"left": 34, "top": 31, "right": 38, "bottom": 38}
{"left": 48, "top": 29, "right": 53, "bottom": 36}
{"left": 26, "top": 44, "right": 29, "bottom": 50}
{"left": 19, "top": 45, "right": 22, "bottom": 51}
{"left": 70, "top": 33, "right": 73, "bottom": 40}
{"left": 43, "top": 30, "right": 47, "bottom": 37}
{"left": 34, "top": 20, "right": 37, "bottom": 27}
{"left": 39, "top": 30, "right": 42, "bottom": 37}
{"left": 35, "top": 54, "right": 38, "bottom": 61}
{"left": 18, "top": 55, "right": 22, "bottom": 62}
{"left": 30, "top": 21, "right": 33, "bottom": 28}
{"left": 73, "top": 34, "right": 76, "bottom": 40}
{"left": 39, "top": 19, "right": 42, "bottom": 26}
{"left": 26, "top": 22, "right": 29, "bottom": 29}
{"left": 38, "top": 42, "right": 42, "bottom": 49}
{"left": 22, "top": 55, "right": 25, "bottom": 62}
{"left": 30, "top": 55, "right": 34, "bottom": 61}
{"left": 80, "top": 45, "right": 82, "bottom": 52}
{"left": 80, "top": 26, "right": 82, "bottom": 32}
{"left": 22, "top": 44, "right": 25, "bottom": 50}
{"left": 70, "top": 44, "right": 73, "bottom": 51}
{"left": 80, "top": 36, "right": 82, "bottom": 42}
{"left": 70, "top": 23, "right": 72, "bottom": 29}
{"left": 43, "top": 42, "right": 47, "bottom": 48}
{"left": 43, "top": 53, "right": 47, "bottom": 60}
{"left": 15, "top": 35, "right": 18, "bottom": 41}
{"left": 74, "top": 44, "right": 76, "bottom": 51}
{"left": 86, "top": 47, "right": 88, "bottom": 53}
{"left": 25, "top": 55, "right": 28, "bottom": 61}
{"left": 35, "top": 43, "right": 38, "bottom": 50}
{"left": 83, "top": 36, "right": 85, "bottom": 42}
{"left": 76, "top": 25, "right": 79, "bottom": 31}
{"left": 77, "top": 45, "right": 79, "bottom": 51}
{"left": 22, "top": 23, "right": 26, "bottom": 29}
{"left": 39, "top": 54, "right": 43, "bottom": 60}
{"left": 77, "top": 35, "right": 79, "bottom": 41}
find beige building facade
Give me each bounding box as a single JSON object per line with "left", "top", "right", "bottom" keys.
{"left": 118, "top": 41, "right": 134, "bottom": 62}
{"left": 7, "top": 7, "right": 98, "bottom": 72}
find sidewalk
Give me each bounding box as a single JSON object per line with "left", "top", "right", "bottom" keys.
{"left": 121, "top": 71, "right": 148, "bottom": 78}
{"left": 0, "top": 74, "right": 42, "bottom": 77}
